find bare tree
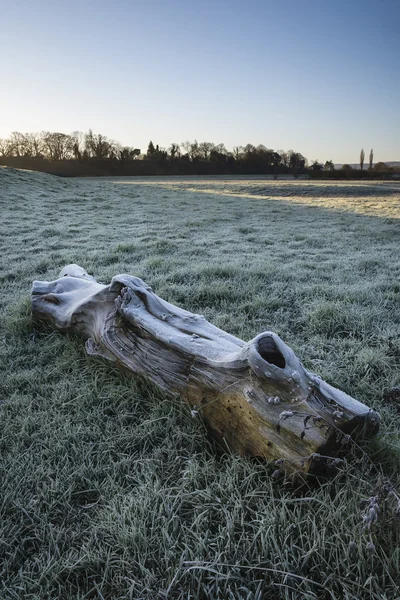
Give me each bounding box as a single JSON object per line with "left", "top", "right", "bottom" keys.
{"left": 85, "top": 130, "right": 116, "bottom": 159}
{"left": 180, "top": 141, "right": 190, "bottom": 159}
{"left": 69, "top": 131, "right": 85, "bottom": 160}
{"left": 181, "top": 140, "right": 200, "bottom": 161}
{"left": 28, "top": 132, "right": 45, "bottom": 157}
{"left": 168, "top": 143, "right": 180, "bottom": 160}
{"left": 369, "top": 148, "right": 373, "bottom": 171}
{"left": 232, "top": 146, "right": 244, "bottom": 161}
{"left": 214, "top": 143, "right": 227, "bottom": 155}
{"left": 199, "top": 141, "right": 215, "bottom": 160}
{"left": 278, "top": 150, "right": 289, "bottom": 169}
{"left": 19, "top": 133, "right": 35, "bottom": 157}
{"left": 189, "top": 140, "right": 200, "bottom": 161}
{"left": 7, "top": 132, "right": 27, "bottom": 157}
{"left": 41, "top": 132, "right": 74, "bottom": 160}
{"left": 0, "top": 138, "right": 7, "bottom": 156}
{"left": 360, "top": 148, "right": 365, "bottom": 171}
{"left": 0, "top": 136, "right": 12, "bottom": 156}
{"left": 3, "top": 132, "right": 43, "bottom": 157}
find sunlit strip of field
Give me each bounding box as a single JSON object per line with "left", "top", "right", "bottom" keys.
{"left": 115, "top": 178, "right": 400, "bottom": 218}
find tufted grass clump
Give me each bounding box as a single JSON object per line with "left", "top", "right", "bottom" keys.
{"left": 1, "top": 170, "right": 400, "bottom": 599}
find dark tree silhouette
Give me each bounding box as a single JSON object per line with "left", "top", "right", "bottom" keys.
{"left": 1, "top": 129, "right": 394, "bottom": 179}
{"left": 147, "top": 141, "right": 156, "bottom": 156}
{"left": 310, "top": 160, "right": 323, "bottom": 172}
{"left": 168, "top": 143, "right": 180, "bottom": 160}
{"left": 360, "top": 148, "right": 365, "bottom": 171}
{"left": 324, "top": 160, "right": 335, "bottom": 171}
{"left": 199, "top": 142, "right": 215, "bottom": 160}
{"left": 373, "top": 161, "right": 391, "bottom": 173}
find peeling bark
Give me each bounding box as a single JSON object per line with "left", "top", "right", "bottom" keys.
{"left": 31, "top": 264, "right": 380, "bottom": 474}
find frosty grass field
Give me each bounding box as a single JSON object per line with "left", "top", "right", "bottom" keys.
{"left": 1, "top": 167, "right": 400, "bottom": 599}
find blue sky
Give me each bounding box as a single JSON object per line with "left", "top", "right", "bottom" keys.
{"left": 1, "top": 0, "right": 399, "bottom": 163}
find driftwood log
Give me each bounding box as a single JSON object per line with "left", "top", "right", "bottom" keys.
{"left": 31, "top": 264, "right": 380, "bottom": 475}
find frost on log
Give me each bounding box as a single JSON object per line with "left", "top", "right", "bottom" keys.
{"left": 31, "top": 264, "right": 380, "bottom": 475}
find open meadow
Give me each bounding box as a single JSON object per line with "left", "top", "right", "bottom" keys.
{"left": 1, "top": 167, "right": 400, "bottom": 599}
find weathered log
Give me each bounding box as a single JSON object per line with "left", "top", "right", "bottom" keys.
{"left": 31, "top": 264, "right": 380, "bottom": 475}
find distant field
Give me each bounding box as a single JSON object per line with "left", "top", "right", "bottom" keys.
{"left": 1, "top": 168, "right": 400, "bottom": 599}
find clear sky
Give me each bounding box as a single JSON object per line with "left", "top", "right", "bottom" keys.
{"left": 1, "top": 0, "right": 399, "bottom": 163}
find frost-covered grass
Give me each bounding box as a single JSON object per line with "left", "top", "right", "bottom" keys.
{"left": 1, "top": 168, "right": 400, "bottom": 599}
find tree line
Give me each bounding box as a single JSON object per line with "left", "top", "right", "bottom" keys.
{"left": 0, "top": 130, "right": 141, "bottom": 162}
{"left": 0, "top": 130, "right": 396, "bottom": 178}
{"left": 0, "top": 130, "right": 308, "bottom": 176}
{"left": 145, "top": 139, "right": 307, "bottom": 174}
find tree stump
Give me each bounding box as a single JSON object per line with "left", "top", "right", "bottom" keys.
{"left": 31, "top": 264, "right": 380, "bottom": 474}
